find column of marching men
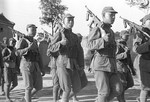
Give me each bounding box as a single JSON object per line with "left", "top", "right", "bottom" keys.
{"left": 1, "top": 6, "right": 150, "bottom": 102}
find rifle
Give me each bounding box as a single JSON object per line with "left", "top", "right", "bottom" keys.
{"left": 41, "top": 28, "right": 53, "bottom": 42}
{"left": 8, "top": 27, "right": 25, "bottom": 40}
{"left": 85, "top": 5, "right": 102, "bottom": 29}
{"left": 120, "top": 16, "right": 150, "bottom": 38}
{"left": 53, "top": 16, "right": 63, "bottom": 33}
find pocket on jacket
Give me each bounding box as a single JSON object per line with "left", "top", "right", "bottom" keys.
{"left": 95, "top": 56, "right": 108, "bottom": 66}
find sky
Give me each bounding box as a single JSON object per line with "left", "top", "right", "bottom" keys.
{"left": 0, "top": 0, "right": 147, "bottom": 36}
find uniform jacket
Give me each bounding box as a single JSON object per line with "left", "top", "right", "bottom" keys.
{"left": 48, "top": 28, "right": 84, "bottom": 70}
{"left": 2, "top": 46, "right": 19, "bottom": 69}
{"left": 133, "top": 32, "right": 150, "bottom": 72}
{"left": 16, "top": 37, "right": 43, "bottom": 72}
{"left": 116, "top": 39, "right": 133, "bottom": 73}
{"left": 87, "top": 23, "right": 117, "bottom": 72}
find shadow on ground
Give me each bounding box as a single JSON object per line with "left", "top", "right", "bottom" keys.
{"left": 0, "top": 72, "right": 145, "bottom": 102}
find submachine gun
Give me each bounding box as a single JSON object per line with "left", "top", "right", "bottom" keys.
{"left": 8, "top": 27, "right": 25, "bottom": 40}
{"left": 120, "top": 16, "right": 150, "bottom": 38}
{"left": 85, "top": 5, "right": 103, "bottom": 30}
{"left": 53, "top": 16, "right": 63, "bottom": 34}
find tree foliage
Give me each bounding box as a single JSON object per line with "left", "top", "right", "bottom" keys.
{"left": 39, "top": 0, "right": 68, "bottom": 25}
{"left": 125, "top": 0, "right": 150, "bottom": 14}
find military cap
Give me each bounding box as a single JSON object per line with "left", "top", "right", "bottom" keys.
{"left": 102, "top": 6, "right": 118, "bottom": 14}
{"left": 140, "top": 14, "right": 150, "bottom": 24}
{"left": 63, "top": 13, "right": 75, "bottom": 19}
{"left": 9, "top": 38, "right": 16, "bottom": 43}
{"left": 120, "top": 30, "right": 129, "bottom": 36}
{"left": 26, "top": 24, "right": 37, "bottom": 30}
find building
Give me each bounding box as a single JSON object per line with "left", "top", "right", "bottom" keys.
{"left": 0, "top": 13, "right": 15, "bottom": 42}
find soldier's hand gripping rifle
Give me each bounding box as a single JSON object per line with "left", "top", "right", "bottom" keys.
{"left": 120, "top": 16, "right": 150, "bottom": 38}
{"left": 85, "top": 5, "right": 102, "bottom": 30}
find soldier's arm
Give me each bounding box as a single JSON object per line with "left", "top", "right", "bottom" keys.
{"left": 16, "top": 38, "right": 29, "bottom": 56}
{"left": 87, "top": 27, "right": 109, "bottom": 51}
{"left": 2, "top": 48, "right": 11, "bottom": 61}
{"left": 48, "top": 32, "right": 62, "bottom": 53}
{"left": 133, "top": 33, "right": 150, "bottom": 54}
{"left": 116, "top": 44, "right": 128, "bottom": 60}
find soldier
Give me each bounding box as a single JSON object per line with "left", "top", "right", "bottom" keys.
{"left": 2, "top": 38, "right": 18, "bottom": 102}
{"left": 116, "top": 30, "right": 136, "bottom": 102}
{"left": 0, "top": 41, "right": 4, "bottom": 96}
{"left": 47, "top": 44, "right": 60, "bottom": 102}
{"left": 71, "top": 33, "right": 88, "bottom": 101}
{"left": 48, "top": 13, "right": 84, "bottom": 102}
{"left": 0, "top": 37, "right": 8, "bottom": 96}
{"left": 133, "top": 14, "right": 150, "bottom": 102}
{"left": 87, "top": 6, "right": 123, "bottom": 102}
{"left": 16, "top": 24, "right": 45, "bottom": 102}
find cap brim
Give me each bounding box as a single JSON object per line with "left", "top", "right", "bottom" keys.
{"left": 66, "top": 16, "right": 75, "bottom": 18}
{"left": 109, "top": 10, "right": 118, "bottom": 13}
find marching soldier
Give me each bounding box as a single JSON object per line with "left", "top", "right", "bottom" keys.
{"left": 47, "top": 43, "right": 61, "bottom": 102}
{"left": 48, "top": 13, "right": 84, "bottom": 102}
{"left": 0, "top": 41, "right": 4, "bottom": 96}
{"left": 2, "top": 38, "right": 18, "bottom": 102}
{"left": 116, "top": 30, "right": 136, "bottom": 102}
{"left": 87, "top": 6, "right": 123, "bottom": 102}
{"left": 16, "top": 24, "right": 45, "bottom": 102}
{"left": 133, "top": 14, "right": 150, "bottom": 102}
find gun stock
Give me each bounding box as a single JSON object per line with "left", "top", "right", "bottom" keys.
{"left": 120, "top": 16, "right": 150, "bottom": 38}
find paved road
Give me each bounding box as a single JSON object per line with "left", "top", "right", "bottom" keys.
{"left": 0, "top": 70, "right": 146, "bottom": 102}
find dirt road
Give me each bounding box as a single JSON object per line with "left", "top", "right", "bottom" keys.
{"left": 0, "top": 70, "right": 144, "bottom": 102}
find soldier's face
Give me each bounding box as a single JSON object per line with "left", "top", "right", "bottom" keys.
{"left": 143, "top": 20, "right": 150, "bottom": 29}
{"left": 27, "top": 27, "right": 37, "bottom": 37}
{"left": 64, "top": 17, "right": 74, "bottom": 29}
{"left": 103, "top": 12, "right": 116, "bottom": 24}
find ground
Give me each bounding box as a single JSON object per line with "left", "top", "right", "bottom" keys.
{"left": 0, "top": 70, "right": 149, "bottom": 102}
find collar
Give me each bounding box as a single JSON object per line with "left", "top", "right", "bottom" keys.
{"left": 64, "top": 28, "right": 72, "bottom": 32}
{"left": 101, "top": 23, "right": 112, "bottom": 29}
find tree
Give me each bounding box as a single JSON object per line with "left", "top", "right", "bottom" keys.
{"left": 39, "top": 0, "right": 68, "bottom": 36}
{"left": 125, "top": 0, "right": 150, "bottom": 14}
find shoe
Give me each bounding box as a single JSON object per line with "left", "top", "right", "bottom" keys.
{"left": 0, "top": 91, "right": 5, "bottom": 95}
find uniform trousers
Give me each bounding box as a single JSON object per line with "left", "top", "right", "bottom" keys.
{"left": 51, "top": 68, "right": 61, "bottom": 101}
{"left": 3, "top": 67, "right": 18, "bottom": 89}
{"left": 57, "top": 66, "right": 81, "bottom": 102}
{"left": 21, "top": 62, "right": 42, "bottom": 102}
{"left": 94, "top": 70, "right": 123, "bottom": 102}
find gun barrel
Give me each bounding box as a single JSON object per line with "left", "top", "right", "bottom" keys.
{"left": 120, "top": 16, "right": 150, "bottom": 38}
